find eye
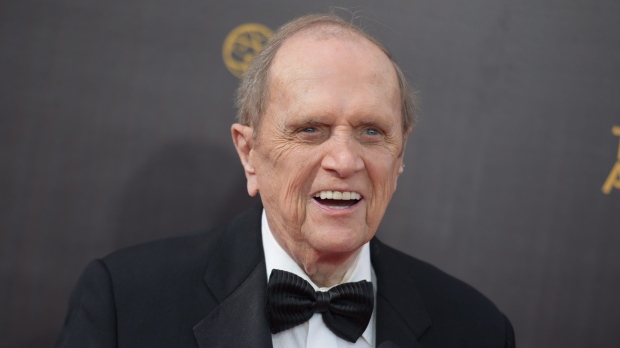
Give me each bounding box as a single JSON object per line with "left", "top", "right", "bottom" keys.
{"left": 364, "top": 128, "right": 379, "bottom": 136}
{"left": 295, "top": 125, "right": 327, "bottom": 143}
{"left": 358, "top": 126, "right": 385, "bottom": 144}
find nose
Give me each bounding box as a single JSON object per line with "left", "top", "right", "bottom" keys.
{"left": 321, "top": 137, "right": 364, "bottom": 178}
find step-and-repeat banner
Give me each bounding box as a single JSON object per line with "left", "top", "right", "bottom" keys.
{"left": 1, "top": 1, "right": 619, "bottom": 347}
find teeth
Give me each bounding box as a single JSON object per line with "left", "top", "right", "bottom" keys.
{"left": 313, "top": 191, "right": 361, "bottom": 200}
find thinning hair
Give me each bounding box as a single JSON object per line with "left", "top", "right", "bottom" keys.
{"left": 235, "top": 13, "right": 417, "bottom": 134}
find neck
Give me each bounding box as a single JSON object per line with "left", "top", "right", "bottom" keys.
{"left": 302, "top": 251, "right": 361, "bottom": 287}
{"left": 275, "top": 234, "right": 361, "bottom": 288}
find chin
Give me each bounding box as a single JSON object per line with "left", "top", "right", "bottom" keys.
{"left": 308, "top": 227, "right": 371, "bottom": 255}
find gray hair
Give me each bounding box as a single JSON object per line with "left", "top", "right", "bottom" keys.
{"left": 235, "top": 13, "right": 417, "bottom": 134}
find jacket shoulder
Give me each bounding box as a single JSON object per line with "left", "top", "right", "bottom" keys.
{"left": 393, "top": 246, "right": 500, "bottom": 312}
{"left": 374, "top": 240, "right": 514, "bottom": 347}
{"left": 102, "top": 203, "right": 263, "bottom": 276}
{"left": 102, "top": 231, "right": 220, "bottom": 276}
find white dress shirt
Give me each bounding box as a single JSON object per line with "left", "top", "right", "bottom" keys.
{"left": 261, "top": 210, "right": 376, "bottom": 348}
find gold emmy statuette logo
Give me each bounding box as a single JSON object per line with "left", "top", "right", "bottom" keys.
{"left": 602, "top": 125, "right": 620, "bottom": 194}
{"left": 222, "top": 23, "right": 273, "bottom": 78}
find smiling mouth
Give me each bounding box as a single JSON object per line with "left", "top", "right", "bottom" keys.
{"left": 313, "top": 191, "right": 362, "bottom": 210}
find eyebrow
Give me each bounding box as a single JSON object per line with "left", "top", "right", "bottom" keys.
{"left": 353, "top": 119, "right": 394, "bottom": 131}
{"left": 285, "top": 118, "right": 330, "bottom": 128}
{"left": 284, "top": 114, "right": 395, "bottom": 131}
{"left": 356, "top": 119, "right": 385, "bottom": 127}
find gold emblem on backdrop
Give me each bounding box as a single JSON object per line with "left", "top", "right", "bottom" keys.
{"left": 222, "top": 23, "right": 273, "bottom": 78}
{"left": 602, "top": 125, "right": 620, "bottom": 194}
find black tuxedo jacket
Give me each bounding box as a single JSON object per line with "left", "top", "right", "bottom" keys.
{"left": 56, "top": 204, "right": 515, "bottom": 347}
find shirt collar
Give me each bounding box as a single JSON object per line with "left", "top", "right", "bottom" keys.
{"left": 261, "top": 209, "right": 375, "bottom": 345}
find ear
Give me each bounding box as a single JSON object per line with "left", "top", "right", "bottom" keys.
{"left": 231, "top": 123, "right": 259, "bottom": 197}
{"left": 397, "top": 129, "right": 412, "bottom": 175}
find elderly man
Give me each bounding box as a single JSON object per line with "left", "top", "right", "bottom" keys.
{"left": 56, "top": 14, "right": 515, "bottom": 348}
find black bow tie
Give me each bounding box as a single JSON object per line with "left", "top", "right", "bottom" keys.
{"left": 266, "top": 269, "right": 374, "bottom": 343}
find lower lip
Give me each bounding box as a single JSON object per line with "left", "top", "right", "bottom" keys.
{"left": 311, "top": 198, "right": 363, "bottom": 213}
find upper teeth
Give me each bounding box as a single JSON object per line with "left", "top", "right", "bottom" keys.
{"left": 314, "top": 191, "right": 361, "bottom": 200}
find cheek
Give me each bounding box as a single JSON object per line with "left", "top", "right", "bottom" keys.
{"left": 257, "top": 146, "right": 322, "bottom": 204}
{"left": 367, "top": 156, "right": 402, "bottom": 205}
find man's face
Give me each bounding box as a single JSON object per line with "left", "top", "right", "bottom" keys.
{"left": 234, "top": 32, "right": 407, "bottom": 262}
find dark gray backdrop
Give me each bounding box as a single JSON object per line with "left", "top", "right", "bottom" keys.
{"left": 1, "top": 0, "right": 619, "bottom": 347}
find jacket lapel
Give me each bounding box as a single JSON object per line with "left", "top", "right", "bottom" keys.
{"left": 193, "top": 204, "right": 272, "bottom": 348}
{"left": 371, "top": 238, "right": 432, "bottom": 348}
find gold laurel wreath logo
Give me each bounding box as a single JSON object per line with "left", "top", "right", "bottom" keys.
{"left": 602, "top": 125, "right": 620, "bottom": 194}
{"left": 222, "top": 23, "right": 273, "bottom": 78}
